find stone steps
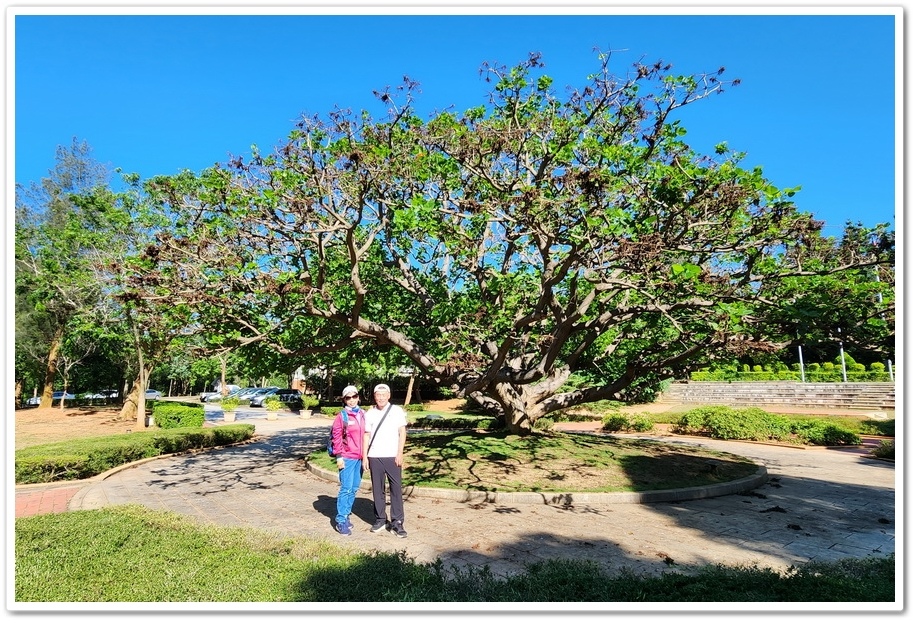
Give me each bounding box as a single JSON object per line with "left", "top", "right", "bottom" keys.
{"left": 660, "top": 381, "right": 895, "bottom": 411}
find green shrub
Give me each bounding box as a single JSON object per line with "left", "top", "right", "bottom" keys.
{"left": 791, "top": 420, "right": 861, "bottom": 446}
{"left": 870, "top": 439, "right": 894, "bottom": 460}
{"left": 600, "top": 414, "right": 629, "bottom": 432}
{"left": 15, "top": 425, "right": 256, "bottom": 484}
{"left": 263, "top": 397, "right": 284, "bottom": 411}
{"left": 629, "top": 414, "right": 655, "bottom": 432}
{"left": 702, "top": 407, "right": 788, "bottom": 441}
{"left": 533, "top": 417, "right": 556, "bottom": 431}
{"left": 600, "top": 413, "right": 655, "bottom": 433}
{"left": 673, "top": 406, "right": 868, "bottom": 446}
{"left": 859, "top": 419, "right": 894, "bottom": 437}
{"left": 218, "top": 396, "right": 242, "bottom": 412}
{"left": 405, "top": 403, "right": 425, "bottom": 412}
{"left": 672, "top": 406, "right": 731, "bottom": 435}
{"left": 151, "top": 402, "right": 205, "bottom": 429}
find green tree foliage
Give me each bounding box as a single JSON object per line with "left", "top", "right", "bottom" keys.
{"left": 15, "top": 138, "right": 113, "bottom": 407}
{"left": 750, "top": 222, "right": 894, "bottom": 365}
{"left": 133, "top": 52, "right": 893, "bottom": 434}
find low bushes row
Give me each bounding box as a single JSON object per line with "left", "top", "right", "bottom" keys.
{"left": 671, "top": 406, "right": 863, "bottom": 446}
{"left": 15, "top": 425, "right": 256, "bottom": 485}
{"left": 601, "top": 413, "right": 655, "bottom": 433}
{"left": 409, "top": 415, "right": 499, "bottom": 430}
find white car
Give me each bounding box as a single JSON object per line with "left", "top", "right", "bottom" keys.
{"left": 26, "top": 391, "right": 75, "bottom": 405}
{"left": 84, "top": 389, "right": 119, "bottom": 399}
{"left": 145, "top": 389, "right": 163, "bottom": 400}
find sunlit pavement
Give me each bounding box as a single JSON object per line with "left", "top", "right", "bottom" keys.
{"left": 16, "top": 412, "right": 895, "bottom": 579}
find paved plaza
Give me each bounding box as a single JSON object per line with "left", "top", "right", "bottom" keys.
{"left": 16, "top": 413, "right": 896, "bottom": 579}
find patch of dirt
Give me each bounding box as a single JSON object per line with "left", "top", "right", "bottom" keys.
{"left": 14, "top": 405, "right": 139, "bottom": 450}
{"left": 423, "top": 398, "right": 465, "bottom": 413}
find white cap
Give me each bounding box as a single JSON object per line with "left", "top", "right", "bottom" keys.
{"left": 341, "top": 385, "right": 359, "bottom": 398}
{"left": 373, "top": 384, "right": 390, "bottom": 393}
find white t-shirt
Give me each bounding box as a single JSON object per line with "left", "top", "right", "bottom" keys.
{"left": 364, "top": 403, "right": 408, "bottom": 458}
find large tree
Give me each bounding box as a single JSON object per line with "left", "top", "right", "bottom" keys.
{"left": 14, "top": 138, "right": 112, "bottom": 407}
{"left": 134, "top": 52, "right": 894, "bottom": 434}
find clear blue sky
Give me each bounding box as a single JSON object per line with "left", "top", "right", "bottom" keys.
{"left": 12, "top": 7, "right": 900, "bottom": 233}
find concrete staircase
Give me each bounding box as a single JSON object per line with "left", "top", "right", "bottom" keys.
{"left": 660, "top": 381, "right": 895, "bottom": 411}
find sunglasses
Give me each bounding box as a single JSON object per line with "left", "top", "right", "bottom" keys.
{"left": 344, "top": 395, "right": 359, "bottom": 400}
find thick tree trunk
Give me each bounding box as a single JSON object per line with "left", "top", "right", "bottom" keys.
{"left": 404, "top": 371, "right": 415, "bottom": 407}
{"left": 503, "top": 401, "right": 535, "bottom": 435}
{"left": 490, "top": 372, "right": 569, "bottom": 435}
{"left": 119, "top": 367, "right": 152, "bottom": 427}
{"left": 119, "top": 381, "right": 141, "bottom": 422}
{"left": 220, "top": 355, "right": 228, "bottom": 396}
{"left": 40, "top": 325, "right": 65, "bottom": 408}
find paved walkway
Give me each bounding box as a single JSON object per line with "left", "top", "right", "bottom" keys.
{"left": 15, "top": 414, "right": 896, "bottom": 578}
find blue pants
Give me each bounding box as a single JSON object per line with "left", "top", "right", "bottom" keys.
{"left": 335, "top": 458, "right": 363, "bottom": 525}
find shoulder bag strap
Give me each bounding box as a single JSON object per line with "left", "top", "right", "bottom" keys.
{"left": 366, "top": 402, "right": 393, "bottom": 453}
{"left": 339, "top": 410, "right": 350, "bottom": 450}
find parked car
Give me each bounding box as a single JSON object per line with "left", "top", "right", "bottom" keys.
{"left": 84, "top": 389, "right": 119, "bottom": 399}
{"left": 145, "top": 389, "right": 163, "bottom": 400}
{"left": 27, "top": 391, "right": 76, "bottom": 405}
{"left": 206, "top": 386, "right": 255, "bottom": 402}
{"left": 200, "top": 384, "right": 240, "bottom": 402}
{"left": 250, "top": 388, "right": 303, "bottom": 409}
{"left": 236, "top": 386, "right": 271, "bottom": 402}
{"left": 275, "top": 389, "right": 303, "bottom": 409}
{"left": 245, "top": 387, "right": 280, "bottom": 406}
{"left": 248, "top": 387, "right": 278, "bottom": 407}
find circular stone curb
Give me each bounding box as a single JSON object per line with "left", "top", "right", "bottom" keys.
{"left": 305, "top": 461, "right": 768, "bottom": 505}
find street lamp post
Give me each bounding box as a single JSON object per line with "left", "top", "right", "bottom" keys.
{"left": 837, "top": 328, "right": 848, "bottom": 383}
{"left": 797, "top": 345, "right": 806, "bottom": 383}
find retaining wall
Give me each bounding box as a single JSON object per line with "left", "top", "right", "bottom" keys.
{"left": 660, "top": 381, "right": 895, "bottom": 411}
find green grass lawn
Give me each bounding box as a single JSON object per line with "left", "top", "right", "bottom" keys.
{"left": 14, "top": 505, "right": 896, "bottom": 603}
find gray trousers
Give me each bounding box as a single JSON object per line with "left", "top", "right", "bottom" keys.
{"left": 367, "top": 456, "right": 404, "bottom": 524}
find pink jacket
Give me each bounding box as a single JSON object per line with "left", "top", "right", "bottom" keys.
{"left": 331, "top": 407, "right": 365, "bottom": 460}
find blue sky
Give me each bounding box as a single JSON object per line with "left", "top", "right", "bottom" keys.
{"left": 12, "top": 7, "right": 900, "bottom": 233}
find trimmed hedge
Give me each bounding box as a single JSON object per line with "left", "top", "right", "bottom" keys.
{"left": 151, "top": 402, "right": 205, "bottom": 429}
{"left": 672, "top": 406, "right": 862, "bottom": 446}
{"left": 15, "top": 424, "right": 256, "bottom": 484}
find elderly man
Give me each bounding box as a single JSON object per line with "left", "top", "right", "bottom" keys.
{"left": 361, "top": 383, "right": 409, "bottom": 538}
